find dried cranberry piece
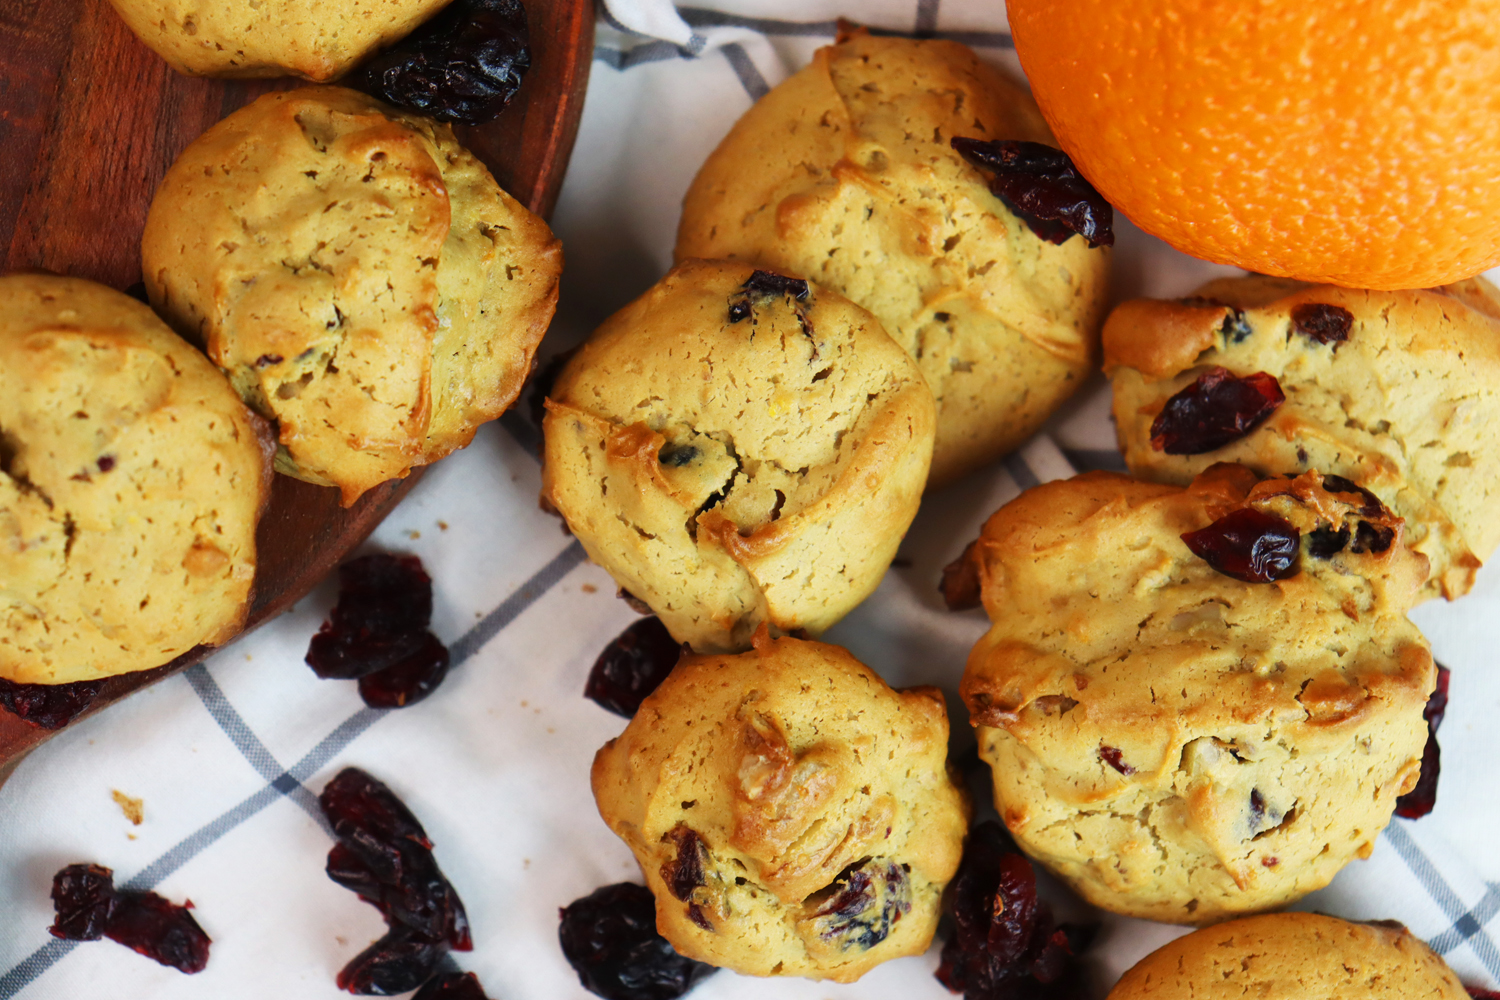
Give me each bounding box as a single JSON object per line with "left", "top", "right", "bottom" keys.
{"left": 306, "top": 554, "right": 435, "bottom": 679}
{"left": 585, "top": 617, "right": 683, "bottom": 718}
{"left": 337, "top": 924, "right": 448, "bottom": 996}
{"left": 1291, "top": 303, "right": 1353, "bottom": 345}
{"left": 742, "top": 270, "right": 809, "bottom": 301}
{"left": 807, "top": 859, "right": 911, "bottom": 953}
{"left": 320, "top": 769, "right": 472, "bottom": 951}
{"left": 1182, "top": 508, "right": 1301, "bottom": 583}
{"left": 1150, "top": 367, "right": 1285, "bottom": 454}
{"left": 1307, "top": 526, "right": 1350, "bottom": 559}
{"left": 355, "top": 0, "right": 529, "bottom": 126}
{"left": 659, "top": 826, "right": 708, "bottom": 902}
{"left": 358, "top": 632, "right": 452, "bottom": 709}
{"left": 49, "top": 863, "right": 117, "bottom": 940}
{"left": 951, "top": 137, "right": 1114, "bottom": 248}
{"left": 558, "top": 882, "right": 718, "bottom": 1000}
{"left": 1098, "top": 746, "right": 1135, "bottom": 775}
{"left": 1350, "top": 520, "right": 1396, "bottom": 555}
{"left": 0, "top": 676, "right": 105, "bottom": 729}
{"left": 1319, "top": 475, "right": 1387, "bottom": 517}
{"left": 413, "top": 972, "right": 493, "bottom": 1000}
{"left": 940, "top": 540, "right": 983, "bottom": 612}
{"left": 936, "top": 822, "right": 1092, "bottom": 999}
{"left": 1396, "top": 664, "right": 1450, "bottom": 819}
{"left": 1467, "top": 988, "right": 1500, "bottom": 999}
{"left": 104, "top": 890, "right": 212, "bottom": 974}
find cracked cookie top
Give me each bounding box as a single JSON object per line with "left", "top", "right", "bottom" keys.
{"left": 1108, "top": 913, "right": 1469, "bottom": 999}
{"left": 591, "top": 632, "right": 968, "bottom": 982}
{"left": 677, "top": 34, "right": 1109, "bottom": 488}
{"left": 0, "top": 274, "right": 272, "bottom": 684}
{"left": 542, "top": 258, "right": 935, "bottom": 652}
{"left": 144, "top": 86, "right": 561, "bottom": 505}
{"left": 958, "top": 466, "right": 1434, "bottom": 923}
{"left": 105, "top": 0, "right": 451, "bottom": 80}
{"left": 1104, "top": 274, "right": 1500, "bottom": 600}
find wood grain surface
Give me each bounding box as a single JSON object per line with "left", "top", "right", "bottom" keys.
{"left": 0, "top": 0, "right": 595, "bottom": 785}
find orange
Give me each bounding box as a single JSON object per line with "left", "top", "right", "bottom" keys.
{"left": 1008, "top": 0, "right": 1500, "bottom": 289}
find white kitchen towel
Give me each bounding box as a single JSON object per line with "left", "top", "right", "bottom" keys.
{"left": 2, "top": 2, "right": 1498, "bottom": 998}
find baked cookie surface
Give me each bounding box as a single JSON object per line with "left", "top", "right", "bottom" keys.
{"left": 105, "top": 0, "right": 451, "bottom": 79}
{"left": 542, "top": 260, "right": 935, "bottom": 653}
{"left": 1105, "top": 275, "right": 1500, "bottom": 600}
{"left": 959, "top": 466, "right": 1433, "bottom": 924}
{"left": 677, "top": 35, "right": 1109, "bottom": 488}
{"left": 591, "top": 634, "right": 968, "bottom": 982}
{"left": 0, "top": 274, "right": 271, "bottom": 684}
{"left": 1107, "top": 912, "right": 1468, "bottom": 999}
{"left": 144, "top": 86, "right": 561, "bottom": 505}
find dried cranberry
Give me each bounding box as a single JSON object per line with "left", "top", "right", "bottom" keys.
{"left": 659, "top": 826, "right": 708, "bottom": 903}
{"left": 1319, "top": 475, "right": 1387, "bottom": 516}
{"left": 321, "top": 768, "right": 472, "bottom": 959}
{"left": 105, "top": 890, "right": 212, "bottom": 975}
{"left": 355, "top": 0, "right": 529, "bottom": 126}
{"left": 1350, "top": 520, "right": 1396, "bottom": 555}
{"left": 1182, "top": 508, "right": 1301, "bottom": 583}
{"left": 940, "top": 540, "right": 983, "bottom": 612}
{"left": 0, "top": 676, "right": 105, "bottom": 729}
{"left": 584, "top": 617, "right": 683, "bottom": 718}
{"left": 1467, "top": 988, "right": 1500, "bottom": 999}
{"left": 1307, "top": 526, "right": 1350, "bottom": 559}
{"left": 806, "top": 859, "right": 911, "bottom": 953}
{"left": 1098, "top": 746, "right": 1134, "bottom": 775}
{"left": 951, "top": 137, "right": 1113, "bottom": 248}
{"left": 1291, "top": 303, "right": 1353, "bottom": 345}
{"left": 742, "top": 270, "right": 809, "bottom": 301}
{"left": 936, "top": 822, "right": 1093, "bottom": 999}
{"left": 1150, "top": 367, "right": 1285, "bottom": 454}
{"left": 49, "top": 864, "right": 116, "bottom": 941}
{"left": 1396, "top": 664, "right": 1450, "bottom": 819}
{"left": 337, "top": 924, "right": 448, "bottom": 996}
{"left": 413, "top": 972, "right": 493, "bottom": 1000}
{"left": 357, "top": 633, "right": 452, "bottom": 709}
{"left": 558, "top": 882, "right": 718, "bottom": 1000}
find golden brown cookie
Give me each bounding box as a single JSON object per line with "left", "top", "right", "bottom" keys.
{"left": 144, "top": 86, "right": 561, "bottom": 505}
{"left": 592, "top": 633, "right": 969, "bottom": 982}
{"left": 542, "top": 260, "right": 935, "bottom": 653}
{"left": 959, "top": 466, "right": 1433, "bottom": 923}
{"left": 1105, "top": 275, "right": 1500, "bottom": 600}
{"left": 105, "top": 0, "right": 451, "bottom": 79}
{"left": 677, "top": 35, "right": 1109, "bottom": 488}
{"left": 1107, "top": 913, "right": 1469, "bottom": 999}
{"left": 0, "top": 274, "right": 272, "bottom": 684}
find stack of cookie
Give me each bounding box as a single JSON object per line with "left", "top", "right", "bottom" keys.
{"left": 3, "top": 7, "right": 558, "bottom": 705}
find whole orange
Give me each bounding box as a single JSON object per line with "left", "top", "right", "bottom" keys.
{"left": 1008, "top": 0, "right": 1500, "bottom": 289}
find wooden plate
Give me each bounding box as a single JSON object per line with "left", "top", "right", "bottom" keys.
{"left": 0, "top": 0, "right": 595, "bottom": 784}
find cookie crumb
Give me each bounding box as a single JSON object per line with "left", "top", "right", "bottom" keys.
{"left": 581, "top": 583, "right": 597, "bottom": 594}
{"left": 437, "top": 521, "right": 449, "bottom": 531}
{"left": 112, "top": 790, "right": 144, "bottom": 826}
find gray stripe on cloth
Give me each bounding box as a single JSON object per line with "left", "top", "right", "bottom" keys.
{"left": 1063, "top": 448, "right": 1129, "bottom": 473}
{"left": 594, "top": 39, "right": 693, "bottom": 69}
{"left": 1430, "top": 882, "right": 1500, "bottom": 960}
{"left": 1003, "top": 452, "right": 1040, "bottom": 491}
{"left": 184, "top": 665, "right": 326, "bottom": 825}
{"left": 1385, "top": 821, "right": 1500, "bottom": 979}
{"left": 0, "top": 538, "right": 591, "bottom": 998}
{"left": 720, "top": 42, "right": 770, "bottom": 99}
{"left": 915, "top": 0, "right": 941, "bottom": 34}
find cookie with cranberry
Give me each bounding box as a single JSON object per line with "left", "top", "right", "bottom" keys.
{"left": 592, "top": 633, "right": 968, "bottom": 982}
{"left": 106, "top": 0, "right": 451, "bottom": 79}
{"left": 144, "top": 86, "right": 561, "bottom": 505}
{"left": 542, "top": 259, "right": 935, "bottom": 653}
{"left": 677, "top": 34, "right": 1109, "bottom": 488}
{"left": 0, "top": 274, "right": 272, "bottom": 684}
{"left": 1108, "top": 913, "right": 1469, "bottom": 999}
{"left": 959, "top": 465, "right": 1434, "bottom": 924}
{"left": 1105, "top": 275, "right": 1500, "bottom": 599}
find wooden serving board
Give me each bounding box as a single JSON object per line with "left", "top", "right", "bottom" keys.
{"left": 0, "top": 0, "right": 595, "bottom": 784}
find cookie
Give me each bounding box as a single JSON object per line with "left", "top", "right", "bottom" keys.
{"left": 1105, "top": 275, "right": 1500, "bottom": 599}
{"left": 105, "top": 0, "right": 450, "bottom": 79}
{"left": 1107, "top": 913, "right": 1469, "bottom": 999}
{"left": 0, "top": 274, "right": 272, "bottom": 685}
{"left": 541, "top": 260, "right": 935, "bottom": 653}
{"left": 677, "top": 34, "right": 1109, "bottom": 488}
{"left": 958, "top": 465, "right": 1434, "bottom": 923}
{"left": 591, "top": 633, "right": 969, "bottom": 982}
{"left": 143, "top": 86, "right": 561, "bottom": 505}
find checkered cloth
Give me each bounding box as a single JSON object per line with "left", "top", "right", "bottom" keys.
{"left": 2, "top": 2, "right": 1498, "bottom": 997}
